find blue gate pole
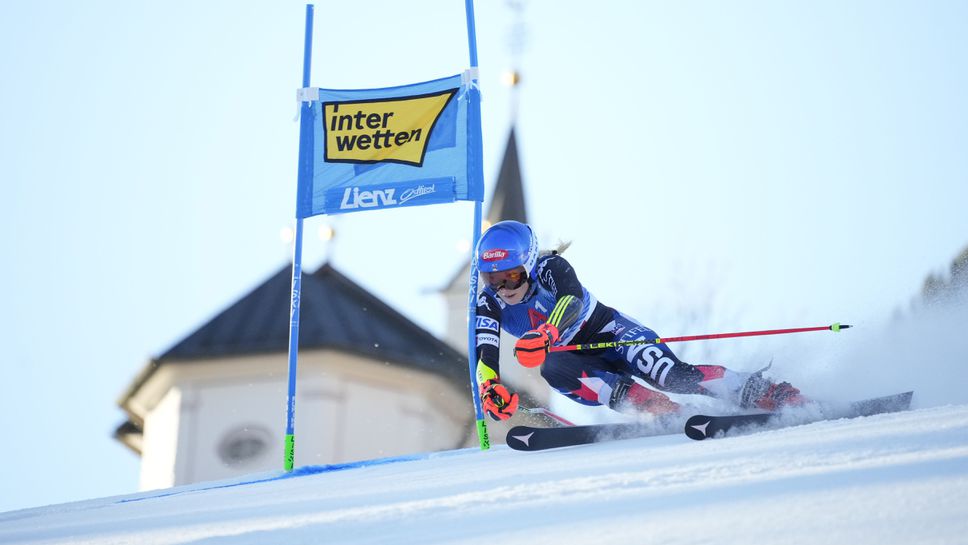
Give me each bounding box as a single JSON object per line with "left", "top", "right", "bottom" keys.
{"left": 463, "top": 0, "right": 489, "bottom": 449}
{"left": 285, "top": 3, "right": 315, "bottom": 472}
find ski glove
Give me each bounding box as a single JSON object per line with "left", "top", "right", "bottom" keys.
{"left": 514, "top": 323, "right": 560, "bottom": 368}
{"left": 480, "top": 378, "right": 519, "bottom": 421}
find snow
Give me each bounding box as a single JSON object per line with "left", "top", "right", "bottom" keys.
{"left": 3, "top": 297, "right": 966, "bottom": 543}
{"left": 2, "top": 403, "right": 967, "bottom": 544}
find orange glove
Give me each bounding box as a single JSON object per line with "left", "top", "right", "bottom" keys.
{"left": 514, "top": 323, "right": 560, "bottom": 368}
{"left": 480, "top": 379, "right": 519, "bottom": 421}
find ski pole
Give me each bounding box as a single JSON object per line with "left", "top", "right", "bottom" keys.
{"left": 549, "top": 323, "right": 851, "bottom": 353}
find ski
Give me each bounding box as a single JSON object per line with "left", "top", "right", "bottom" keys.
{"left": 684, "top": 391, "right": 914, "bottom": 441}
{"left": 506, "top": 391, "right": 915, "bottom": 450}
{"left": 505, "top": 422, "right": 670, "bottom": 451}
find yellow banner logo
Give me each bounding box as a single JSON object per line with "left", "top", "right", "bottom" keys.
{"left": 323, "top": 89, "right": 457, "bottom": 166}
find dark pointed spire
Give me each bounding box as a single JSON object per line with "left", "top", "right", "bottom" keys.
{"left": 486, "top": 127, "right": 527, "bottom": 225}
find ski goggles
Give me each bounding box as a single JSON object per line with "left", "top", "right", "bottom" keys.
{"left": 481, "top": 267, "right": 528, "bottom": 291}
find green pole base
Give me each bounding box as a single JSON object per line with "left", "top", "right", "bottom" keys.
{"left": 476, "top": 419, "right": 490, "bottom": 450}
{"left": 284, "top": 434, "right": 295, "bottom": 471}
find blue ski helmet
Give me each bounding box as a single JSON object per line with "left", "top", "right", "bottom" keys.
{"left": 475, "top": 220, "right": 539, "bottom": 277}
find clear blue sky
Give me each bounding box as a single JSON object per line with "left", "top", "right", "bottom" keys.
{"left": 2, "top": 1, "right": 967, "bottom": 513}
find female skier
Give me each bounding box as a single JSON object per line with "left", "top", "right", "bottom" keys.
{"left": 474, "top": 220, "right": 805, "bottom": 421}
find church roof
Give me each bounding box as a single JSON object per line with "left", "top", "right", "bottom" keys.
{"left": 157, "top": 263, "right": 465, "bottom": 377}
{"left": 120, "top": 263, "right": 468, "bottom": 412}
{"left": 115, "top": 262, "right": 471, "bottom": 453}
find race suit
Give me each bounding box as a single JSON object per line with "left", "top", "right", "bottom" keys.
{"left": 475, "top": 254, "right": 741, "bottom": 408}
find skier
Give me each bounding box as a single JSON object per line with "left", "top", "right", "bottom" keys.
{"left": 475, "top": 220, "right": 805, "bottom": 422}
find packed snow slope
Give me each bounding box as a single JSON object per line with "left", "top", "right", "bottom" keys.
{"left": 2, "top": 403, "right": 967, "bottom": 545}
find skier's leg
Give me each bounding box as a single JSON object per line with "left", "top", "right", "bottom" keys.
{"left": 608, "top": 312, "right": 716, "bottom": 393}
{"left": 610, "top": 311, "right": 806, "bottom": 409}
{"left": 540, "top": 350, "right": 679, "bottom": 414}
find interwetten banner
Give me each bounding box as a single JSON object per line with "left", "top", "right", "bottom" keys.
{"left": 296, "top": 73, "right": 483, "bottom": 218}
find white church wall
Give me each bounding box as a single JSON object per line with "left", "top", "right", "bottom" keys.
{"left": 181, "top": 376, "right": 284, "bottom": 485}
{"left": 139, "top": 386, "right": 183, "bottom": 491}
{"left": 297, "top": 351, "right": 471, "bottom": 462}
{"left": 134, "top": 350, "right": 471, "bottom": 488}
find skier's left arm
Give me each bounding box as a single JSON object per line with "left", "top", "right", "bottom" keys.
{"left": 514, "top": 256, "right": 586, "bottom": 367}
{"left": 475, "top": 292, "right": 519, "bottom": 421}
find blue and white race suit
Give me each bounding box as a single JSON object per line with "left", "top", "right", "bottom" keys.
{"left": 476, "top": 254, "right": 735, "bottom": 408}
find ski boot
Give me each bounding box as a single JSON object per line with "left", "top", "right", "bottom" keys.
{"left": 740, "top": 372, "right": 806, "bottom": 411}
{"left": 609, "top": 378, "right": 680, "bottom": 415}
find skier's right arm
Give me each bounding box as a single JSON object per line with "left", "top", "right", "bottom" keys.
{"left": 475, "top": 292, "right": 518, "bottom": 420}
